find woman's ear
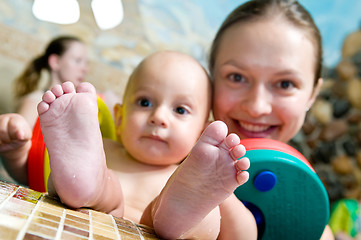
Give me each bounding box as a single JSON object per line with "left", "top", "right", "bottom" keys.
{"left": 48, "top": 54, "right": 60, "bottom": 71}
{"left": 307, "top": 77, "right": 323, "bottom": 110}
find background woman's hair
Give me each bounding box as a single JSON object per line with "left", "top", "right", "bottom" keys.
{"left": 14, "top": 35, "right": 82, "bottom": 98}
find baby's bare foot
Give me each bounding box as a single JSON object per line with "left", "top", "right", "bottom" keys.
{"left": 152, "top": 120, "right": 250, "bottom": 238}
{"left": 38, "top": 82, "right": 106, "bottom": 208}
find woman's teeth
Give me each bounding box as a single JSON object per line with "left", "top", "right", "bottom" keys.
{"left": 239, "top": 122, "right": 270, "bottom": 132}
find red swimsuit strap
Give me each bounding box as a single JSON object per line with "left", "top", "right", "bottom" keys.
{"left": 27, "top": 117, "right": 46, "bottom": 192}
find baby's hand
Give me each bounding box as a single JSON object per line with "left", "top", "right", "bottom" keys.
{"left": 0, "top": 113, "right": 32, "bottom": 152}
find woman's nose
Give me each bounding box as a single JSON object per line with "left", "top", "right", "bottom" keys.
{"left": 241, "top": 86, "right": 272, "bottom": 117}
{"left": 82, "top": 62, "right": 89, "bottom": 74}
{"left": 149, "top": 106, "right": 168, "bottom": 127}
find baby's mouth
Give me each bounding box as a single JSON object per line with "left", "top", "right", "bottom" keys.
{"left": 145, "top": 135, "right": 166, "bottom": 143}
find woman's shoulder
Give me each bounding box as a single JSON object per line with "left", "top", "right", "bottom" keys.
{"left": 22, "top": 90, "right": 44, "bottom": 102}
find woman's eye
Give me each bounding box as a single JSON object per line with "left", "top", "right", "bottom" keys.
{"left": 175, "top": 107, "right": 187, "bottom": 115}
{"left": 229, "top": 73, "right": 245, "bottom": 83}
{"left": 137, "top": 98, "right": 152, "bottom": 107}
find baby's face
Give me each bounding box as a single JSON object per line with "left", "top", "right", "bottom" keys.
{"left": 119, "top": 52, "right": 211, "bottom": 165}
{"left": 212, "top": 18, "right": 321, "bottom": 143}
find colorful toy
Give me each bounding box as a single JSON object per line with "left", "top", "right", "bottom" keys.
{"left": 329, "top": 198, "right": 360, "bottom": 237}
{"left": 27, "top": 96, "right": 116, "bottom": 192}
{"left": 234, "top": 138, "right": 330, "bottom": 239}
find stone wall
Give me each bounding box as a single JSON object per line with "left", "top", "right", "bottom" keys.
{"left": 290, "top": 28, "right": 361, "bottom": 206}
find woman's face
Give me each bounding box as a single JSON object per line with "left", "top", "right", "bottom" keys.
{"left": 55, "top": 41, "right": 89, "bottom": 86}
{"left": 212, "top": 18, "right": 322, "bottom": 143}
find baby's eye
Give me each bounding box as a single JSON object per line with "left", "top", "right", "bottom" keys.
{"left": 175, "top": 106, "right": 188, "bottom": 115}
{"left": 229, "top": 73, "right": 246, "bottom": 83}
{"left": 137, "top": 98, "right": 152, "bottom": 107}
{"left": 278, "top": 80, "right": 295, "bottom": 90}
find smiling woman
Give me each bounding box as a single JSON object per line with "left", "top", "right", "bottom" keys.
{"left": 207, "top": 1, "right": 335, "bottom": 239}
{"left": 211, "top": 17, "right": 321, "bottom": 143}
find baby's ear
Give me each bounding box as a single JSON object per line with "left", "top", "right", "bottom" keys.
{"left": 113, "top": 103, "right": 123, "bottom": 142}
{"left": 113, "top": 103, "right": 123, "bottom": 128}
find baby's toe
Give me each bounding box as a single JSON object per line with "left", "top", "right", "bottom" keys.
{"left": 37, "top": 101, "right": 50, "bottom": 115}
{"left": 62, "top": 81, "right": 76, "bottom": 94}
{"left": 235, "top": 157, "right": 250, "bottom": 171}
{"left": 230, "top": 143, "right": 246, "bottom": 161}
{"left": 42, "top": 90, "right": 56, "bottom": 104}
{"left": 76, "top": 82, "right": 96, "bottom": 94}
{"left": 50, "top": 84, "right": 65, "bottom": 97}
{"left": 224, "top": 133, "right": 241, "bottom": 150}
{"left": 236, "top": 170, "right": 249, "bottom": 185}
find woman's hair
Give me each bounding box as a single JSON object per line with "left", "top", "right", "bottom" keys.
{"left": 208, "top": 0, "right": 322, "bottom": 86}
{"left": 14, "top": 35, "right": 82, "bottom": 98}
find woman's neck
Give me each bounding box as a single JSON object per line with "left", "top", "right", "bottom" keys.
{"left": 49, "top": 73, "right": 62, "bottom": 88}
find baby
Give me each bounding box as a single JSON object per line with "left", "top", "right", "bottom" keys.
{"left": 39, "top": 51, "right": 253, "bottom": 239}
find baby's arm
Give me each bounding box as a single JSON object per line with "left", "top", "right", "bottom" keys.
{"left": 320, "top": 225, "right": 335, "bottom": 240}
{"left": 17, "top": 91, "right": 44, "bottom": 130}
{"left": 0, "top": 113, "right": 32, "bottom": 184}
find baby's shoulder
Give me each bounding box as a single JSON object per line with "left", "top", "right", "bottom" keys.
{"left": 103, "top": 138, "right": 124, "bottom": 152}
{"left": 103, "top": 139, "right": 128, "bottom": 164}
